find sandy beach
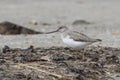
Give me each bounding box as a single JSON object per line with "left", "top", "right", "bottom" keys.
{"left": 0, "top": 0, "right": 120, "bottom": 80}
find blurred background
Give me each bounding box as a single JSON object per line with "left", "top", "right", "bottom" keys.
{"left": 0, "top": 0, "right": 120, "bottom": 48}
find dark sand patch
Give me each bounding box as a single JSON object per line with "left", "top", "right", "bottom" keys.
{"left": 0, "top": 46, "right": 119, "bottom": 80}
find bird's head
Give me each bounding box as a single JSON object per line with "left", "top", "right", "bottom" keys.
{"left": 57, "top": 26, "right": 68, "bottom": 33}
{"left": 45, "top": 26, "right": 68, "bottom": 34}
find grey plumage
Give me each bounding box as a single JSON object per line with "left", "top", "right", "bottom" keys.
{"left": 45, "top": 26, "right": 102, "bottom": 42}
{"left": 63, "top": 30, "right": 102, "bottom": 42}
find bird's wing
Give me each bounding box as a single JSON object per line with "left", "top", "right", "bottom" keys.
{"left": 68, "top": 31, "right": 99, "bottom": 42}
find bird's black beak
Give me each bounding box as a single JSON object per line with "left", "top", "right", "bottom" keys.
{"left": 44, "top": 29, "right": 59, "bottom": 34}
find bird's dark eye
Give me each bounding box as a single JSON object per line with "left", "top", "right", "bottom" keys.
{"left": 59, "top": 27, "right": 63, "bottom": 29}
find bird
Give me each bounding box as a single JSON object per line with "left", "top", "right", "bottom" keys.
{"left": 46, "top": 26, "right": 102, "bottom": 62}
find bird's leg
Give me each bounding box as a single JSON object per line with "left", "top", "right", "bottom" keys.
{"left": 80, "top": 48, "right": 96, "bottom": 64}
{"left": 75, "top": 49, "right": 96, "bottom": 64}
{"left": 75, "top": 49, "right": 85, "bottom": 61}
{"left": 80, "top": 48, "right": 85, "bottom": 62}
{"left": 82, "top": 51, "right": 85, "bottom": 61}
{"left": 74, "top": 49, "right": 80, "bottom": 60}
{"left": 75, "top": 49, "right": 78, "bottom": 59}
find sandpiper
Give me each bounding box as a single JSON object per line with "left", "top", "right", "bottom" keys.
{"left": 46, "top": 26, "right": 102, "bottom": 61}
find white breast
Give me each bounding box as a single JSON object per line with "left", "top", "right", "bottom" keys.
{"left": 61, "top": 34, "right": 92, "bottom": 49}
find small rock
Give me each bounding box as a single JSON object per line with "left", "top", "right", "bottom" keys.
{"left": 29, "top": 20, "right": 38, "bottom": 25}
{"left": 41, "top": 22, "right": 51, "bottom": 26}
{"left": 72, "top": 20, "right": 91, "bottom": 25}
